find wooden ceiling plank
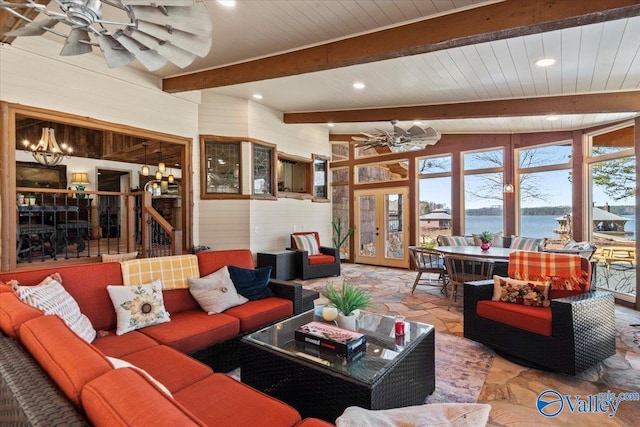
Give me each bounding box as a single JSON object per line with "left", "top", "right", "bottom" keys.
{"left": 162, "top": 0, "right": 640, "bottom": 92}
{"left": 283, "top": 91, "right": 640, "bottom": 124}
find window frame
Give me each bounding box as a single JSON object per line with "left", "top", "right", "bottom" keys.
{"left": 252, "top": 141, "right": 277, "bottom": 199}
{"left": 199, "top": 136, "right": 244, "bottom": 200}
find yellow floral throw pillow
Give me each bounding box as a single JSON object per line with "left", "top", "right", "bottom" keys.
{"left": 107, "top": 279, "right": 170, "bottom": 335}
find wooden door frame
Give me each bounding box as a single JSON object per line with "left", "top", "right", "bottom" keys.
{"left": 0, "top": 102, "right": 193, "bottom": 270}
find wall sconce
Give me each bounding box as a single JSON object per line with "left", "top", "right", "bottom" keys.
{"left": 503, "top": 183, "right": 514, "bottom": 193}
{"left": 71, "top": 172, "right": 90, "bottom": 199}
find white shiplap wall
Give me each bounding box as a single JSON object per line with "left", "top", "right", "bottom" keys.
{"left": 198, "top": 93, "right": 333, "bottom": 254}
{"left": 1, "top": 40, "right": 201, "bottom": 241}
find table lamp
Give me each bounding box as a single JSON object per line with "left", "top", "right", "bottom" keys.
{"left": 71, "top": 172, "right": 90, "bottom": 199}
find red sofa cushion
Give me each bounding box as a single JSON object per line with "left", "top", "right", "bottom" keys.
{"left": 308, "top": 254, "right": 335, "bottom": 265}
{"left": 196, "top": 249, "right": 255, "bottom": 276}
{"left": 476, "top": 300, "right": 552, "bottom": 336}
{"left": 224, "top": 298, "right": 293, "bottom": 332}
{"left": 0, "top": 291, "right": 43, "bottom": 339}
{"left": 82, "top": 368, "right": 206, "bottom": 427}
{"left": 174, "top": 373, "right": 302, "bottom": 427}
{"left": 92, "top": 330, "right": 160, "bottom": 358}
{"left": 122, "top": 345, "right": 213, "bottom": 394}
{"left": 158, "top": 288, "right": 200, "bottom": 315}
{"left": 0, "top": 263, "right": 124, "bottom": 331}
{"left": 139, "top": 310, "right": 240, "bottom": 354}
{"left": 19, "top": 315, "right": 112, "bottom": 406}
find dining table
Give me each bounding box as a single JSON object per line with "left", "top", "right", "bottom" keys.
{"left": 434, "top": 245, "right": 515, "bottom": 276}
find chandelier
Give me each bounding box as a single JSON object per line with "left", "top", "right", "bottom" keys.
{"left": 22, "top": 127, "right": 73, "bottom": 166}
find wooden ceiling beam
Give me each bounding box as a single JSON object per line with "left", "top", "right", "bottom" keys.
{"left": 162, "top": 0, "right": 640, "bottom": 93}
{"left": 283, "top": 91, "right": 640, "bottom": 124}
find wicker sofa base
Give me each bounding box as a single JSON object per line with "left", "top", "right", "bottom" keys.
{"left": 0, "top": 335, "right": 89, "bottom": 426}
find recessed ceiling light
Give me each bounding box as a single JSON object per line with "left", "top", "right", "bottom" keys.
{"left": 535, "top": 58, "right": 556, "bottom": 67}
{"left": 217, "top": 0, "right": 236, "bottom": 7}
{"left": 252, "top": 94, "right": 263, "bottom": 100}
{"left": 327, "top": 123, "right": 334, "bottom": 127}
{"left": 413, "top": 121, "right": 423, "bottom": 125}
{"left": 546, "top": 116, "right": 560, "bottom": 121}
{"left": 352, "top": 82, "right": 366, "bottom": 90}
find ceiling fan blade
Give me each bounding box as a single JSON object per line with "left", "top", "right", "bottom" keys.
{"left": 135, "top": 20, "right": 211, "bottom": 57}
{"left": 112, "top": 31, "right": 168, "bottom": 71}
{"left": 60, "top": 28, "right": 92, "bottom": 56}
{"left": 122, "top": 0, "right": 195, "bottom": 6}
{"left": 131, "top": 3, "right": 212, "bottom": 37}
{"left": 393, "top": 125, "right": 409, "bottom": 137}
{"left": 5, "top": 17, "right": 59, "bottom": 36}
{"left": 97, "top": 34, "right": 136, "bottom": 68}
{"left": 407, "top": 125, "right": 427, "bottom": 136}
{"left": 127, "top": 29, "right": 196, "bottom": 67}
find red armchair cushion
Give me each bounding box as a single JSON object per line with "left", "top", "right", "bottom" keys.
{"left": 308, "top": 254, "right": 336, "bottom": 265}
{"left": 476, "top": 300, "right": 552, "bottom": 336}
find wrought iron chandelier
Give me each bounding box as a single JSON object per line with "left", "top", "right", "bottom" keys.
{"left": 22, "top": 127, "right": 73, "bottom": 166}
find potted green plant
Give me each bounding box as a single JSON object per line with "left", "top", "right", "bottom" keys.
{"left": 478, "top": 231, "right": 493, "bottom": 251}
{"left": 322, "top": 278, "right": 372, "bottom": 330}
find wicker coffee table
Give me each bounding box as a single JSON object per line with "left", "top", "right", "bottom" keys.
{"left": 240, "top": 311, "right": 435, "bottom": 422}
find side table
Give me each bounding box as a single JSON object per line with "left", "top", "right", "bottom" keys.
{"left": 257, "top": 250, "right": 296, "bottom": 281}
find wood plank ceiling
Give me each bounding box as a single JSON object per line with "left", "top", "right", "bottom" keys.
{"left": 2, "top": 0, "right": 639, "bottom": 141}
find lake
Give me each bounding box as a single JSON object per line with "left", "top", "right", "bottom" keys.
{"left": 465, "top": 215, "right": 636, "bottom": 240}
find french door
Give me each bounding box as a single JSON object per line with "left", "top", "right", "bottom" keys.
{"left": 354, "top": 187, "right": 409, "bottom": 268}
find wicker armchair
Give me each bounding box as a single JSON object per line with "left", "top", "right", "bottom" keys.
{"left": 289, "top": 232, "right": 340, "bottom": 280}
{"left": 463, "top": 251, "right": 616, "bottom": 375}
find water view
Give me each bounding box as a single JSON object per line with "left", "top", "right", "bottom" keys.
{"left": 465, "top": 215, "right": 636, "bottom": 241}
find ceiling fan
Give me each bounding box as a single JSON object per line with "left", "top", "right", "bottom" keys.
{"left": 352, "top": 120, "right": 441, "bottom": 149}
{"left": 0, "top": 0, "right": 212, "bottom": 71}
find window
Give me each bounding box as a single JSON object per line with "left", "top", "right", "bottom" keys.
{"left": 586, "top": 124, "right": 636, "bottom": 301}
{"left": 313, "top": 155, "right": 329, "bottom": 200}
{"left": 277, "top": 155, "right": 309, "bottom": 195}
{"left": 463, "top": 149, "right": 504, "bottom": 235}
{"left": 516, "top": 142, "right": 572, "bottom": 240}
{"left": 253, "top": 144, "right": 274, "bottom": 196}
{"left": 418, "top": 155, "right": 452, "bottom": 244}
{"left": 355, "top": 159, "right": 409, "bottom": 183}
{"left": 201, "top": 139, "right": 240, "bottom": 196}
{"left": 332, "top": 167, "right": 350, "bottom": 259}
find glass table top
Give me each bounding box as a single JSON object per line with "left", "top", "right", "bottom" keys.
{"left": 243, "top": 310, "right": 434, "bottom": 385}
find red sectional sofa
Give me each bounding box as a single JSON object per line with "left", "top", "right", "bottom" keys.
{"left": 0, "top": 249, "right": 333, "bottom": 427}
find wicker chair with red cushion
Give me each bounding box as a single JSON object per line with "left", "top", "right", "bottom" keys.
{"left": 464, "top": 251, "right": 615, "bottom": 375}
{"left": 289, "top": 232, "right": 340, "bottom": 280}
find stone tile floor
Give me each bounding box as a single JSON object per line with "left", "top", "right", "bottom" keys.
{"left": 300, "top": 263, "right": 640, "bottom": 427}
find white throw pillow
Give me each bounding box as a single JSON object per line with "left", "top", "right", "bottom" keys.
{"left": 106, "top": 357, "right": 172, "bottom": 397}
{"left": 107, "top": 279, "right": 170, "bottom": 335}
{"left": 188, "top": 266, "right": 248, "bottom": 314}
{"left": 12, "top": 273, "right": 96, "bottom": 343}
{"left": 336, "top": 403, "right": 491, "bottom": 427}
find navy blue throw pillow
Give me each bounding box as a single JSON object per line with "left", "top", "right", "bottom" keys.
{"left": 228, "top": 265, "right": 274, "bottom": 300}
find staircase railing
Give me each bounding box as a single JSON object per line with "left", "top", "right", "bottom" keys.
{"left": 139, "top": 191, "right": 182, "bottom": 258}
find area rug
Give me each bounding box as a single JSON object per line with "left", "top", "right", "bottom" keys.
{"left": 228, "top": 331, "right": 494, "bottom": 405}
{"left": 424, "top": 332, "right": 495, "bottom": 404}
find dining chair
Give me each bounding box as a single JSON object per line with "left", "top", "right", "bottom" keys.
{"left": 408, "top": 246, "right": 447, "bottom": 295}
{"left": 443, "top": 254, "right": 494, "bottom": 311}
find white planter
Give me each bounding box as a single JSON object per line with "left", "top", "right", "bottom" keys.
{"left": 337, "top": 313, "right": 359, "bottom": 331}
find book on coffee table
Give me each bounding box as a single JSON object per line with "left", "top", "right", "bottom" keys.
{"left": 295, "top": 321, "right": 366, "bottom": 358}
